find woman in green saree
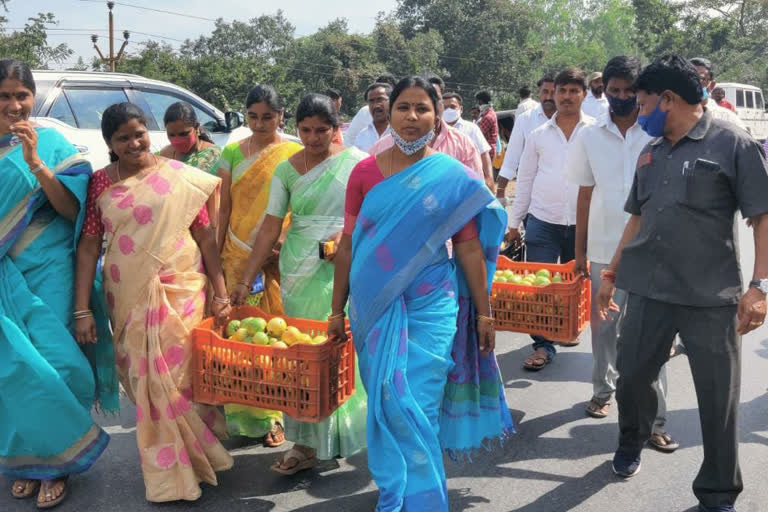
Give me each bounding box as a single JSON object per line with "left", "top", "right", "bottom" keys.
{"left": 157, "top": 101, "right": 221, "bottom": 175}
{"left": 231, "top": 93, "right": 368, "bottom": 474}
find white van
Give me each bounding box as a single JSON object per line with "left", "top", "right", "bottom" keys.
{"left": 31, "top": 70, "right": 251, "bottom": 169}
{"left": 717, "top": 82, "right": 768, "bottom": 140}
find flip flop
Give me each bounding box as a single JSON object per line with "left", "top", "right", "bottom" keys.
{"left": 585, "top": 398, "right": 611, "bottom": 418}
{"left": 11, "top": 480, "right": 40, "bottom": 499}
{"left": 36, "top": 477, "right": 68, "bottom": 509}
{"left": 270, "top": 448, "right": 318, "bottom": 476}
{"left": 523, "top": 349, "right": 551, "bottom": 371}
{"left": 648, "top": 432, "right": 680, "bottom": 453}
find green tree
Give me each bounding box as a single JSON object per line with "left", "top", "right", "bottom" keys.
{"left": 0, "top": 13, "right": 72, "bottom": 68}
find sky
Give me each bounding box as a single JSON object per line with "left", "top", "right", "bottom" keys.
{"left": 5, "top": 0, "right": 399, "bottom": 68}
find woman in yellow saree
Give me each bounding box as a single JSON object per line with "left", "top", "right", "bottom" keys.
{"left": 74, "top": 102, "right": 234, "bottom": 502}
{"left": 216, "top": 84, "right": 302, "bottom": 445}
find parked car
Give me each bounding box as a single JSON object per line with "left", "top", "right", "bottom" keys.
{"left": 31, "top": 70, "right": 250, "bottom": 169}
{"left": 718, "top": 82, "right": 768, "bottom": 141}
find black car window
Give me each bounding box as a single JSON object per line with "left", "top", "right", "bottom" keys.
{"left": 139, "top": 89, "right": 219, "bottom": 132}
{"left": 65, "top": 88, "right": 129, "bottom": 129}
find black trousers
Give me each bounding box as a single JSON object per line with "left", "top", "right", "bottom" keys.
{"left": 616, "top": 293, "right": 742, "bottom": 507}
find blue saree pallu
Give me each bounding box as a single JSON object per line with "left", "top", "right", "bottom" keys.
{"left": 0, "top": 127, "right": 112, "bottom": 480}
{"left": 348, "top": 153, "right": 514, "bottom": 511}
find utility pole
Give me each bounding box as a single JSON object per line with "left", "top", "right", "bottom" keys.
{"left": 91, "top": 1, "right": 129, "bottom": 72}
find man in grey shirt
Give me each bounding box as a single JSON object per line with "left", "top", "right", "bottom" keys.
{"left": 597, "top": 55, "right": 768, "bottom": 512}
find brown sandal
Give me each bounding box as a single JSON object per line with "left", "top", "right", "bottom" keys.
{"left": 270, "top": 448, "right": 318, "bottom": 475}
{"left": 36, "top": 477, "right": 68, "bottom": 509}
{"left": 585, "top": 398, "right": 611, "bottom": 418}
{"left": 648, "top": 432, "right": 680, "bottom": 453}
{"left": 11, "top": 479, "right": 40, "bottom": 499}
{"left": 523, "top": 348, "right": 551, "bottom": 371}
{"left": 263, "top": 422, "right": 285, "bottom": 448}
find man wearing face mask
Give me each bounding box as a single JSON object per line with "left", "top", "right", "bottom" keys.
{"left": 596, "top": 55, "right": 768, "bottom": 512}
{"left": 689, "top": 57, "right": 747, "bottom": 132}
{"left": 497, "top": 77, "right": 556, "bottom": 202}
{"left": 442, "top": 91, "right": 493, "bottom": 182}
{"left": 566, "top": 56, "right": 676, "bottom": 452}
{"left": 581, "top": 71, "right": 610, "bottom": 119}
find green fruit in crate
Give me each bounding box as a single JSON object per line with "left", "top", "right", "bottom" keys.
{"left": 502, "top": 270, "right": 514, "bottom": 279}
{"left": 226, "top": 320, "right": 241, "bottom": 337}
{"left": 231, "top": 328, "right": 249, "bottom": 342}
{"left": 282, "top": 326, "right": 302, "bottom": 346}
{"left": 511, "top": 274, "right": 524, "bottom": 284}
{"left": 311, "top": 335, "right": 327, "bottom": 345}
{"left": 271, "top": 341, "right": 288, "bottom": 349}
{"left": 252, "top": 332, "right": 270, "bottom": 345}
{"left": 495, "top": 276, "right": 507, "bottom": 283}
{"left": 552, "top": 273, "right": 563, "bottom": 283}
{"left": 536, "top": 269, "right": 551, "bottom": 279}
{"left": 268, "top": 337, "right": 279, "bottom": 345}
{"left": 534, "top": 276, "right": 552, "bottom": 287}
{"left": 267, "top": 317, "right": 288, "bottom": 337}
{"left": 242, "top": 316, "right": 267, "bottom": 335}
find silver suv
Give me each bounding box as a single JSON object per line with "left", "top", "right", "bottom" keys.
{"left": 31, "top": 70, "right": 249, "bottom": 169}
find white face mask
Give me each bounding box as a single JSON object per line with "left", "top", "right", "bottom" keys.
{"left": 442, "top": 107, "right": 460, "bottom": 124}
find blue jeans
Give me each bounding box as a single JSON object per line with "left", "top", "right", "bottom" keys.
{"left": 525, "top": 214, "right": 576, "bottom": 358}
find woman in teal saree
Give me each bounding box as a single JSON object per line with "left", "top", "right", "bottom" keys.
{"left": 329, "top": 77, "right": 513, "bottom": 511}
{"left": 0, "top": 59, "right": 112, "bottom": 509}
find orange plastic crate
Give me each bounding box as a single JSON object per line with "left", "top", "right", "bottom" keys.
{"left": 191, "top": 306, "right": 355, "bottom": 423}
{"left": 491, "top": 258, "right": 591, "bottom": 342}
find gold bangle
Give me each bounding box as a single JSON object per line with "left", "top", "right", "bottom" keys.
{"left": 476, "top": 314, "right": 494, "bottom": 324}
{"left": 73, "top": 309, "right": 92, "bottom": 315}
{"left": 328, "top": 312, "right": 345, "bottom": 321}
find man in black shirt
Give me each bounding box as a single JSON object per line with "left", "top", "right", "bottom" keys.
{"left": 597, "top": 55, "right": 768, "bottom": 512}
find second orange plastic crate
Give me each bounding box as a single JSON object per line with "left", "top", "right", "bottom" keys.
{"left": 191, "top": 306, "right": 355, "bottom": 423}
{"left": 491, "top": 258, "right": 591, "bottom": 342}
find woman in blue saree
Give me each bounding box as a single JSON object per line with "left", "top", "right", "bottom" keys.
{"left": 0, "top": 59, "right": 112, "bottom": 509}
{"left": 328, "top": 76, "right": 514, "bottom": 511}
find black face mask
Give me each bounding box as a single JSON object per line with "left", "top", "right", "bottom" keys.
{"left": 607, "top": 94, "right": 637, "bottom": 117}
{"left": 591, "top": 86, "right": 604, "bottom": 97}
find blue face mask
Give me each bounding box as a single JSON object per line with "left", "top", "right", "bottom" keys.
{"left": 607, "top": 95, "right": 637, "bottom": 117}
{"left": 701, "top": 88, "right": 709, "bottom": 101}
{"left": 637, "top": 99, "right": 668, "bottom": 137}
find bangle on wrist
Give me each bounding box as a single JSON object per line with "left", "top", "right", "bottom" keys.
{"left": 29, "top": 163, "right": 45, "bottom": 175}
{"left": 600, "top": 269, "right": 616, "bottom": 283}
{"left": 476, "top": 313, "right": 494, "bottom": 324}
{"left": 328, "top": 312, "right": 345, "bottom": 322}
{"left": 213, "top": 296, "right": 231, "bottom": 305}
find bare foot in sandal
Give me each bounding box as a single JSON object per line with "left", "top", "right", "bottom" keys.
{"left": 11, "top": 479, "right": 39, "bottom": 499}
{"left": 523, "top": 348, "right": 551, "bottom": 371}
{"left": 585, "top": 398, "right": 611, "bottom": 418}
{"left": 271, "top": 445, "right": 318, "bottom": 475}
{"left": 263, "top": 422, "right": 285, "bottom": 448}
{"left": 37, "top": 477, "right": 68, "bottom": 509}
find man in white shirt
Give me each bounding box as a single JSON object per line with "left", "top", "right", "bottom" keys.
{"left": 442, "top": 91, "right": 493, "bottom": 179}
{"left": 689, "top": 57, "right": 748, "bottom": 131}
{"left": 567, "top": 56, "right": 677, "bottom": 452}
{"left": 581, "top": 71, "right": 610, "bottom": 119}
{"left": 353, "top": 82, "right": 392, "bottom": 152}
{"left": 496, "top": 77, "right": 556, "bottom": 198}
{"left": 515, "top": 86, "right": 539, "bottom": 117}
{"left": 507, "top": 67, "right": 594, "bottom": 371}
{"left": 344, "top": 73, "right": 396, "bottom": 146}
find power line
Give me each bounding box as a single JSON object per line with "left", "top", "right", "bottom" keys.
{"left": 78, "top": 0, "right": 217, "bottom": 22}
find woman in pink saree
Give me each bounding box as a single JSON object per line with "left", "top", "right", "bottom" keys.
{"left": 74, "top": 102, "right": 234, "bottom": 502}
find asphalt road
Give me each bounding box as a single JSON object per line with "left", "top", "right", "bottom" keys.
{"left": 2, "top": 218, "right": 767, "bottom": 512}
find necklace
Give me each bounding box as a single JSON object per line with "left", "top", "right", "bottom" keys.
{"left": 116, "top": 154, "right": 158, "bottom": 182}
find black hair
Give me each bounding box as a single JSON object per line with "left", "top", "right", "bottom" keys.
{"left": 365, "top": 82, "right": 393, "bottom": 101}
{"left": 101, "top": 102, "right": 149, "bottom": 162}
{"left": 0, "top": 59, "right": 35, "bottom": 95}
{"left": 442, "top": 91, "right": 463, "bottom": 105}
{"left": 635, "top": 55, "right": 703, "bottom": 105}
{"left": 689, "top": 57, "right": 714, "bottom": 80}
{"left": 518, "top": 86, "right": 532, "bottom": 98}
{"left": 536, "top": 76, "right": 555, "bottom": 88}
{"left": 163, "top": 101, "right": 214, "bottom": 144}
{"left": 325, "top": 88, "right": 341, "bottom": 101}
{"left": 375, "top": 73, "right": 397, "bottom": 88}
{"left": 554, "top": 67, "right": 587, "bottom": 91}
{"left": 475, "top": 90, "right": 492, "bottom": 104}
{"left": 389, "top": 76, "right": 440, "bottom": 114}
{"left": 603, "top": 56, "right": 642, "bottom": 89}
{"left": 245, "top": 84, "right": 283, "bottom": 111}
{"left": 296, "top": 93, "right": 341, "bottom": 128}
{"left": 423, "top": 73, "right": 445, "bottom": 93}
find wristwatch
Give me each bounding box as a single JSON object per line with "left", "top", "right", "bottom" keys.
{"left": 749, "top": 279, "right": 768, "bottom": 295}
